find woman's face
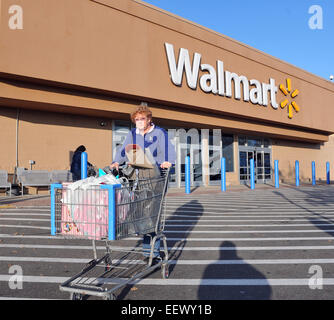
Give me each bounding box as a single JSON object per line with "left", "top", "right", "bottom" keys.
{"left": 134, "top": 113, "right": 150, "bottom": 131}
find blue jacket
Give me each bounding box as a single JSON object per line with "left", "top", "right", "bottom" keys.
{"left": 70, "top": 151, "right": 92, "bottom": 181}
{"left": 113, "top": 125, "right": 176, "bottom": 166}
{"left": 70, "top": 151, "right": 83, "bottom": 181}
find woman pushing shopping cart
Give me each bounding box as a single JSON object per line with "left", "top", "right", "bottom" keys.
{"left": 50, "top": 106, "right": 176, "bottom": 300}
{"left": 51, "top": 165, "right": 170, "bottom": 300}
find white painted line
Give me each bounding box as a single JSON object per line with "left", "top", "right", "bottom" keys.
{"left": 0, "top": 297, "right": 57, "bottom": 300}
{"left": 0, "top": 213, "right": 49, "bottom": 216}
{"left": 0, "top": 224, "right": 50, "bottom": 230}
{"left": 0, "top": 217, "right": 332, "bottom": 228}
{"left": 0, "top": 218, "right": 49, "bottom": 222}
{"left": 1, "top": 243, "right": 334, "bottom": 251}
{"left": 0, "top": 275, "right": 334, "bottom": 286}
{"left": 167, "top": 218, "right": 334, "bottom": 222}
{"left": 1, "top": 233, "right": 334, "bottom": 242}
{"left": 0, "top": 209, "right": 50, "bottom": 212}
{"left": 166, "top": 214, "right": 334, "bottom": 218}
{"left": 166, "top": 204, "right": 334, "bottom": 210}
{"left": 0, "top": 234, "right": 56, "bottom": 239}
{"left": 165, "top": 223, "right": 334, "bottom": 228}
{"left": 2, "top": 256, "right": 334, "bottom": 265}
{"left": 165, "top": 229, "right": 334, "bottom": 234}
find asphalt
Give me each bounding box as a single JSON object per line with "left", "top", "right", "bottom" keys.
{"left": 0, "top": 181, "right": 325, "bottom": 208}
{"left": 1, "top": 183, "right": 334, "bottom": 301}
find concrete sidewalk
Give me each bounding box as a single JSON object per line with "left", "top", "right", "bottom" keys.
{"left": 1, "top": 181, "right": 331, "bottom": 208}
{"left": 167, "top": 181, "right": 331, "bottom": 196}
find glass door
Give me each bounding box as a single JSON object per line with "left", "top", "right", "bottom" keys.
{"left": 256, "top": 151, "right": 264, "bottom": 183}
{"left": 238, "top": 136, "right": 272, "bottom": 185}
{"left": 264, "top": 152, "right": 272, "bottom": 182}
{"left": 240, "top": 150, "right": 257, "bottom": 184}
{"left": 240, "top": 150, "right": 265, "bottom": 184}
{"left": 239, "top": 151, "right": 248, "bottom": 182}
{"left": 247, "top": 151, "right": 257, "bottom": 184}
{"left": 255, "top": 151, "right": 272, "bottom": 183}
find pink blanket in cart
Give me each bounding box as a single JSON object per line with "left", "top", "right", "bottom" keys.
{"left": 60, "top": 184, "right": 129, "bottom": 240}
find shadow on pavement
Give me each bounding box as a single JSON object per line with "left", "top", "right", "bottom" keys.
{"left": 273, "top": 187, "right": 334, "bottom": 238}
{"left": 117, "top": 199, "right": 204, "bottom": 300}
{"left": 197, "top": 241, "right": 272, "bottom": 300}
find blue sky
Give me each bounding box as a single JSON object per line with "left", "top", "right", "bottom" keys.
{"left": 143, "top": 0, "right": 334, "bottom": 81}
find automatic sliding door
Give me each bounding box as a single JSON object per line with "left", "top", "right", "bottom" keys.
{"left": 239, "top": 149, "right": 272, "bottom": 184}
{"left": 248, "top": 151, "right": 255, "bottom": 183}
{"left": 256, "top": 151, "right": 264, "bottom": 183}
{"left": 264, "top": 153, "right": 272, "bottom": 182}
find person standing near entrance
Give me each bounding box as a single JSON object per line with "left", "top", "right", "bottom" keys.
{"left": 71, "top": 145, "right": 87, "bottom": 181}
{"left": 110, "top": 105, "right": 176, "bottom": 258}
{"left": 70, "top": 145, "right": 94, "bottom": 181}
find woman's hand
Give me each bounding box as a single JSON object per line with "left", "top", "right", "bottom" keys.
{"left": 160, "top": 162, "right": 172, "bottom": 169}
{"left": 109, "top": 162, "right": 119, "bottom": 171}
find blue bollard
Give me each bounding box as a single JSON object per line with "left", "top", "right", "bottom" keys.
{"left": 185, "top": 156, "right": 191, "bottom": 194}
{"left": 81, "top": 152, "right": 88, "bottom": 179}
{"left": 101, "top": 184, "right": 121, "bottom": 240}
{"left": 327, "top": 162, "right": 330, "bottom": 185}
{"left": 274, "top": 160, "right": 279, "bottom": 189}
{"left": 312, "top": 161, "right": 316, "bottom": 186}
{"left": 295, "top": 160, "right": 300, "bottom": 187}
{"left": 221, "top": 158, "right": 226, "bottom": 192}
{"left": 250, "top": 158, "right": 255, "bottom": 190}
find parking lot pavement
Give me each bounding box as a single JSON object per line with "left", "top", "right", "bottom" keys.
{"left": 1, "top": 185, "right": 334, "bottom": 300}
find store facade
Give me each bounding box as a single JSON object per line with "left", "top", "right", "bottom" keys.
{"left": 0, "top": 0, "right": 334, "bottom": 188}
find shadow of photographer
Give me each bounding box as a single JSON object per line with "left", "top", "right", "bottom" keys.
{"left": 198, "top": 241, "right": 272, "bottom": 300}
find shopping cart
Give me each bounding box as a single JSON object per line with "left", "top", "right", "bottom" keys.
{"left": 50, "top": 168, "right": 170, "bottom": 300}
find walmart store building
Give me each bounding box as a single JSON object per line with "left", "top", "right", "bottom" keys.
{"left": 1, "top": 0, "right": 334, "bottom": 188}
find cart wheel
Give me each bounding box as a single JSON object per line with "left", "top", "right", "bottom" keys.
{"left": 103, "top": 293, "right": 116, "bottom": 300}
{"left": 161, "top": 263, "right": 169, "bottom": 279}
{"left": 104, "top": 256, "right": 112, "bottom": 272}
{"left": 70, "top": 293, "right": 83, "bottom": 300}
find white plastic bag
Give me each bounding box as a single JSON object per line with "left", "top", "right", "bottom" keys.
{"left": 67, "top": 174, "right": 121, "bottom": 192}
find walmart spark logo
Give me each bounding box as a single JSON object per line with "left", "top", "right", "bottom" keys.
{"left": 279, "top": 78, "right": 300, "bottom": 119}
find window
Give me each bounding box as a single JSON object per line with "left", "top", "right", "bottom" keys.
{"left": 112, "top": 120, "right": 131, "bottom": 161}
{"left": 222, "top": 134, "right": 234, "bottom": 172}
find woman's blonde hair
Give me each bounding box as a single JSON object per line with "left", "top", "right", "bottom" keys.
{"left": 130, "top": 105, "right": 153, "bottom": 124}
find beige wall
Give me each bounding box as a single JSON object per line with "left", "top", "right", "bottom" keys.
{"left": 0, "top": 107, "right": 17, "bottom": 172}
{"left": 272, "top": 137, "right": 334, "bottom": 184}
{"left": 0, "top": 0, "right": 333, "bottom": 140}
{"left": 2, "top": 103, "right": 334, "bottom": 186}
{"left": 0, "top": 107, "right": 113, "bottom": 173}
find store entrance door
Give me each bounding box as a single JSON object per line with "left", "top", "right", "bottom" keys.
{"left": 239, "top": 148, "right": 272, "bottom": 184}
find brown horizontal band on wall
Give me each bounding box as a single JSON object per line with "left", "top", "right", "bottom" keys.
{"left": 0, "top": 78, "right": 329, "bottom": 143}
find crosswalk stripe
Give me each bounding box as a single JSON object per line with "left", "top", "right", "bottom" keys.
{"left": 0, "top": 275, "right": 334, "bottom": 286}
{"left": 0, "top": 213, "right": 50, "bottom": 216}
{"left": 165, "top": 214, "right": 334, "bottom": 218}
{"left": 165, "top": 223, "right": 334, "bottom": 227}
{"left": 1, "top": 243, "right": 334, "bottom": 251}
{"left": 164, "top": 229, "right": 334, "bottom": 234}
{"left": 1, "top": 233, "right": 334, "bottom": 242}
{"left": 0, "top": 218, "right": 49, "bottom": 222}
{"left": 0, "top": 297, "right": 56, "bottom": 300}
{"left": 1, "top": 256, "right": 334, "bottom": 265}
{"left": 1, "top": 217, "right": 334, "bottom": 227}
{"left": 0, "top": 224, "right": 50, "bottom": 230}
